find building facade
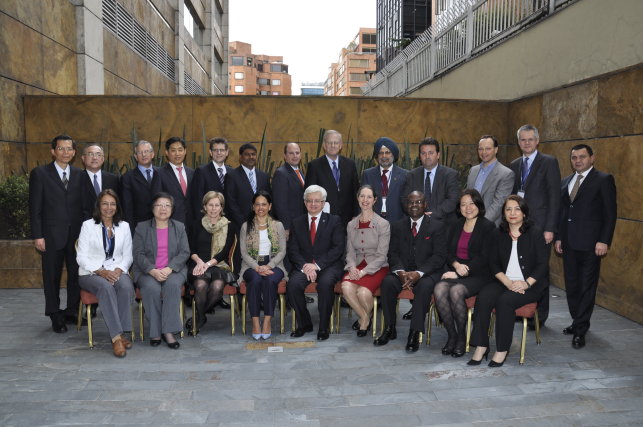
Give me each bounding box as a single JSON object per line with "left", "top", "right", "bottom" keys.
{"left": 228, "top": 42, "right": 292, "bottom": 96}
{"left": 324, "top": 28, "right": 377, "bottom": 96}
{"left": 376, "top": 0, "right": 432, "bottom": 70}
{"left": 301, "top": 83, "right": 325, "bottom": 96}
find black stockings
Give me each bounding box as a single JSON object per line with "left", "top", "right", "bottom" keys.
{"left": 193, "top": 279, "right": 224, "bottom": 327}
{"left": 433, "top": 281, "right": 469, "bottom": 349}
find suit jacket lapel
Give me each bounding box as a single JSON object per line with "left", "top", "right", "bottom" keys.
{"left": 481, "top": 163, "right": 499, "bottom": 194}
{"left": 47, "top": 163, "right": 68, "bottom": 191}
{"left": 164, "top": 164, "right": 183, "bottom": 194}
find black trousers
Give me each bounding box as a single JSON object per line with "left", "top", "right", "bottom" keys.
{"left": 380, "top": 273, "right": 436, "bottom": 331}
{"left": 287, "top": 266, "right": 342, "bottom": 332}
{"left": 535, "top": 244, "right": 552, "bottom": 322}
{"left": 41, "top": 231, "right": 79, "bottom": 316}
{"left": 470, "top": 281, "right": 540, "bottom": 352}
{"left": 563, "top": 245, "right": 602, "bottom": 336}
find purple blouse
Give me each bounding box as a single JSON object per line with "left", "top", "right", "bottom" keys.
{"left": 155, "top": 227, "right": 169, "bottom": 269}
{"left": 456, "top": 229, "right": 472, "bottom": 260}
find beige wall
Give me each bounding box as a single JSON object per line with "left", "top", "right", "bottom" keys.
{"left": 408, "top": 0, "right": 643, "bottom": 101}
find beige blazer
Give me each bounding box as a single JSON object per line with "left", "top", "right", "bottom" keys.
{"left": 344, "top": 213, "right": 390, "bottom": 275}
{"left": 239, "top": 220, "right": 288, "bottom": 280}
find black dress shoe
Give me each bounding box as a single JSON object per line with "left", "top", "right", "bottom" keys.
{"left": 373, "top": 326, "right": 397, "bottom": 346}
{"left": 572, "top": 334, "right": 585, "bottom": 349}
{"left": 452, "top": 344, "right": 466, "bottom": 358}
{"left": 290, "top": 324, "right": 313, "bottom": 338}
{"left": 402, "top": 308, "right": 413, "bottom": 320}
{"left": 150, "top": 339, "right": 162, "bottom": 347}
{"left": 64, "top": 313, "right": 78, "bottom": 325}
{"left": 356, "top": 320, "right": 372, "bottom": 337}
{"left": 162, "top": 334, "right": 180, "bottom": 349}
{"left": 405, "top": 330, "right": 421, "bottom": 353}
{"left": 218, "top": 299, "right": 231, "bottom": 309}
{"left": 317, "top": 330, "right": 330, "bottom": 341}
{"left": 351, "top": 320, "right": 360, "bottom": 331}
{"left": 50, "top": 313, "right": 67, "bottom": 333}
{"left": 441, "top": 338, "right": 455, "bottom": 355}
{"left": 562, "top": 325, "right": 575, "bottom": 335}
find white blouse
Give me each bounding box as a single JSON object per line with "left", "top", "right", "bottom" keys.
{"left": 505, "top": 240, "right": 525, "bottom": 281}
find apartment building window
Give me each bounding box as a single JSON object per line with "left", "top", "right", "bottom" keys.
{"left": 362, "top": 47, "right": 376, "bottom": 53}
{"left": 350, "top": 87, "right": 363, "bottom": 95}
{"left": 271, "top": 79, "right": 281, "bottom": 86}
{"left": 349, "top": 59, "right": 369, "bottom": 67}
{"left": 231, "top": 56, "right": 244, "bottom": 66}
{"left": 362, "top": 33, "right": 376, "bottom": 44}
{"left": 349, "top": 73, "right": 368, "bottom": 82}
{"left": 234, "top": 72, "right": 244, "bottom": 79}
{"left": 272, "top": 91, "right": 280, "bottom": 95}
{"left": 183, "top": 2, "right": 203, "bottom": 44}
{"left": 234, "top": 85, "right": 244, "bottom": 93}
{"left": 257, "top": 78, "right": 269, "bottom": 85}
{"left": 259, "top": 90, "right": 269, "bottom": 95}
{"left": 270, "top": 64, "right": 288, "bottom": 73}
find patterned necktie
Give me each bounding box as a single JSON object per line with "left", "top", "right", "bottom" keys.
{"left": 177, "top": 167, "right": 187, "bottom": 196}
{"left": 310, "top": 216, "right": 317, "bottom": 244}
{"left": 145, "top": 169, "right": 152, "bottom": 183}
{"left": 381, "top": 169, "right": 389, "bottom": 197}
{"left": 249, "top": 170, "right": 257, "bottom": 193}
{"left": 217, "top": 167, "right": 225, "bottom": 188}
{"left": 332, "top": 161, "right": 340, "bottom": 189}
{"left": 412, "top": 221, "right": 418, "bottom": 237}
{"left": 62, "top": 171, "right": 68, "bottom": 190}
{"left": 569, "top": 173, "right": 584, "bottom": 202}
{"left": 295, "top": 169, "right": 305, "bottom": 187}
{"left": 93, "top": 173, "right": 100, "bottom": 195}
{"left": 521, "top": 157, "right": 529, "bottom": 185}
{"left": 424, "top": 171, "right": 432, "bottom": 205}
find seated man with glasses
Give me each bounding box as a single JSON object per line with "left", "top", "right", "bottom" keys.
{"left": 287, "top": 185, "right": 346, "bottom": 340}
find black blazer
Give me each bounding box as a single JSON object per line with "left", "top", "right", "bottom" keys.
{"left": 557, "top": 168, "right": 617, "bottom": 251}
{"left": 28, "top": 162, "right": 84, "bottom": 250}
{"left": 489, "top": 225, "right": 549, "bottom": 294}
{"left": 510, "top": 152, "right": 561, "bottom": 233}
{"left": 401, "top": 165, "right": 460, "bottom": 222}
{"left": 224, "top": 166, "right": 270, "bottom": 227}
{"left": 388, "top": 216, "right": 447, "bottom": 283}
{"left": 445, "top": 216, "right": 496, "bottom": 278}
{"left": 190, "top": 162, "right": 234, "bottom": 221}
{"left": 271, "top": 164, "right": 305, "bottom": 231}
{"left": 80, "top": 170, "right": 119, "bottom": 220}
{"left": 304, "top": 155, "right": 359, "bottom": 227}
{"left": 120, "top": 166, "right": 162, "bottom": 233}
{"left": 287, "top": 212, "right": 345, "bottom": 272}
{"left": 159, "top": 163, "right": 194, "bottom": 225}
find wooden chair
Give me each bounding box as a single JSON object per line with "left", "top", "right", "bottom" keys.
{"left": 489, "top": 302, "right": 541, "bottom": 365}
{"left": 239, "top": 279, "right": 287, "bottom": 335}
{"left": 76, "top": 289, "right": 135, "bottom": 348}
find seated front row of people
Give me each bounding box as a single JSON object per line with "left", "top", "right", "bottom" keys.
{"left": 77, "top": 186, "right": 547, "bottom": 366}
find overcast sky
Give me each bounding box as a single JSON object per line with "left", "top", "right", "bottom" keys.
{"left": 228, "top": 0, "right": 376, "bottom": 94}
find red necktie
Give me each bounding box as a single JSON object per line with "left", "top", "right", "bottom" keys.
{"left": 412, "top": 221, "right": 418, "bottom": 237}
{"left": 310, "top": 216, "right": 317, "bottom": 244}
{"left": 177, "top": 167, "right": 187, "bottom": 196}
{"left": 381, "top": 169, "right": 389, "bottom": 197}
{"left": 295, "top": 169, "right": 305, "bottom": 187}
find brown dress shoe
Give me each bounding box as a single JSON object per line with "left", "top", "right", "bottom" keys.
{"left": 112, "top": 338, "right": 126, "bottom": 358}
{"left": 121, "top": 335, "right": 133, "bottom": 349}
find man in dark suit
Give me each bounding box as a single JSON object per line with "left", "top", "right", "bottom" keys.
{"left": 361, "top": 137, "right": 408, "bottom": 222}
{"left": 287, "top": 185, "right": 346, "bottom": 340}
{"left": 510, "top": 124, "right": 561, "bottom": 326}
{"left": 272, "top": 142, "right": 306, "bottom": 235}
{"left": 224, "top": 143, "right": 271, "bottom": 227}
{"left": 555, "top": 144, "right": 616, "bottom": 349}
{"left": 401, "top": 137, "right": 460, "bottom": 223}
{"left": 304, "top": 130, "right": 359, "bottom": 228}
{"left": 29, "top": 135, "right": 84, "bottom": 332}
{"left": 121, "top": 140, "right": 162, "bottom": 235}
{"left": 374, "top": 191, "right": 447, "bottom": 352}
{"left": 190, "top": 137, "right": 233, "bottom": 221}
{"left": 80, "top": 144, "right": 119, "bottom": 220}
{"left": 159, "top": 137, "right": 194, "bottom": 225}
{"left": 466, "top": 135, "right": 514, "bottom": 224}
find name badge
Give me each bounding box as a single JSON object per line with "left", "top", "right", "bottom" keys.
{"left": 381, "top": 197, "right": 387, "bottom": 213}
{"left": 517, "top": 191, "right": 525, "bottom": 198}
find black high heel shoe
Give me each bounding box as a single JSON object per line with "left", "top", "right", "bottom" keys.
{"left": 488, "top": 353, "right": 507, "bottom": 368}
{"left": 452, "top": 343, "right": 466, "bottom": 358}
{"left": 356, "top": 320, "right": 372, "bottom": 337}
{"left": 467, "top": 347, "right": 490, "bottom": 365}
{"left": 161, "top": 334, "right": 180, "bottom": 349}
{"left": 352, "top": 320, "right": 360, "bottom": 331}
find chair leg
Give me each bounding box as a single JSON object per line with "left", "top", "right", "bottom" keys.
{"left": 292, "top": 308, "right": 296, "bottom": 332}
{"left": 520, "top": 317, "right": 528, "bottom": 365}
{"left": 330, "top": 301, "right": 335, "bottom": 334}
{"left": 87, "top": 304, "right": 94, "bottom": 348}
{"left": 179, "top": 300, "right": 184, "bottom": 338}
{"left": 335, "top": 295, "right": 341, "bottom": 334}
{"left": 372, "top": 297, "right": 378, "bottom": 338}
{"left": 229, "top": 295, "right": 236, "bottom": 335}
{"left": 279, "top": 295, "right": 285, "bottom": 334}
{"left": 465, "top": 308, "right": 473, "bottom": 353}
{"left": 191, "top": 297, "right": 197, "bottom": 337}
{"left": 130, "top": 304, "right": 136, "bottom": 342}
{"left": 426, "top": 303, "right": 434, "bottom": 345}
{"left": 77, "top": 302, "right": 83, "bottom": 331}
{"left": 534, "top": 311, "right": 542, "bottom": 344}
{"left": 241, "top": 295, "right": 247, "bottom": 335}
{"left": 139, "top": 300, "right": 144, "bottom": 341}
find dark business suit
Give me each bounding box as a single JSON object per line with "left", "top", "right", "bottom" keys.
{"left": 80, "top": 170, "right": 119, "bottom": 220}
{"left": 29, "top": 162, "right": 84, "bottom": 316}
{"left": 287, "top": 212, "right": 346, "bottom": 332}
{"left": 510, "top": 151, "right": 560, "bottom": 322}
{"left": 557, "top": 168, "right": 616, "bottom": 336}
{"left": 224, "top": 166, "right": 270, "bottom": 227}
{"left": 361, "top": 165, "right": 409, "bottom": 222}
{"left": 401, "top": 165, "right": 460, "bottom": 223}
{"left": 190, "top": 162, "right": 233, "bottom": 221}
{"left": 380, "top": 216, "right": 447, "bottom": 331}
{"left": 121, "top": 166, "right": 162, "bottom": 235}
{"left": 159, "top": 163, "right": 194, "bottom": 225}
{"left": 470, "top": 226, "right": 549, "bottom": 352}
{"left": 305, "top": 155, "right": 359, "bottom": 227}
{"left": 271, "top": 164, "right": 305, "bottom": 231}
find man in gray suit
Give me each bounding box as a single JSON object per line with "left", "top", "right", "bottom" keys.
{"left": 510, "top": 124, "right": 561, "bottom": 327}
{"left": 466, "top": 135, "right": 514, "bottom": 224}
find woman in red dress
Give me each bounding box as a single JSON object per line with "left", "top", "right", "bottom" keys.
{"left": 341, "top": 185, "right": 391, "bottom": 337}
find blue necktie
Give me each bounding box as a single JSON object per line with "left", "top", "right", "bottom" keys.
{"left": 93, "top": 174, "right": 101, "bottom": 195}
{"left": 249, "top": 170, "right": 257, "bottom": 193}
{"left": 145, "top": 169, "right": 152, "bottom": 183}
{"left": 332, "top": 161, "right": 340, "bottom": 189}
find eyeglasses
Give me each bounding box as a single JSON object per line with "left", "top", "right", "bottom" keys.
{"left": 407, "top": 200, "right": 425, "bottom": 206}
{"left": 304, "top": 199, "right": 324, "bottom": 205}
{"left": 136, "top": 150, "right": 153, "bottom": 156}
{"left": 153, "top": 203, "right": 172, "bottom": 209}
{"left": 56, "top": 147, "right": 75, "bottom": 152}
{"left": 211, "top": 148, "right": 227, "bottom": 153}
{"left": 84, "top": 152, "right": 104, "bottom": 158}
